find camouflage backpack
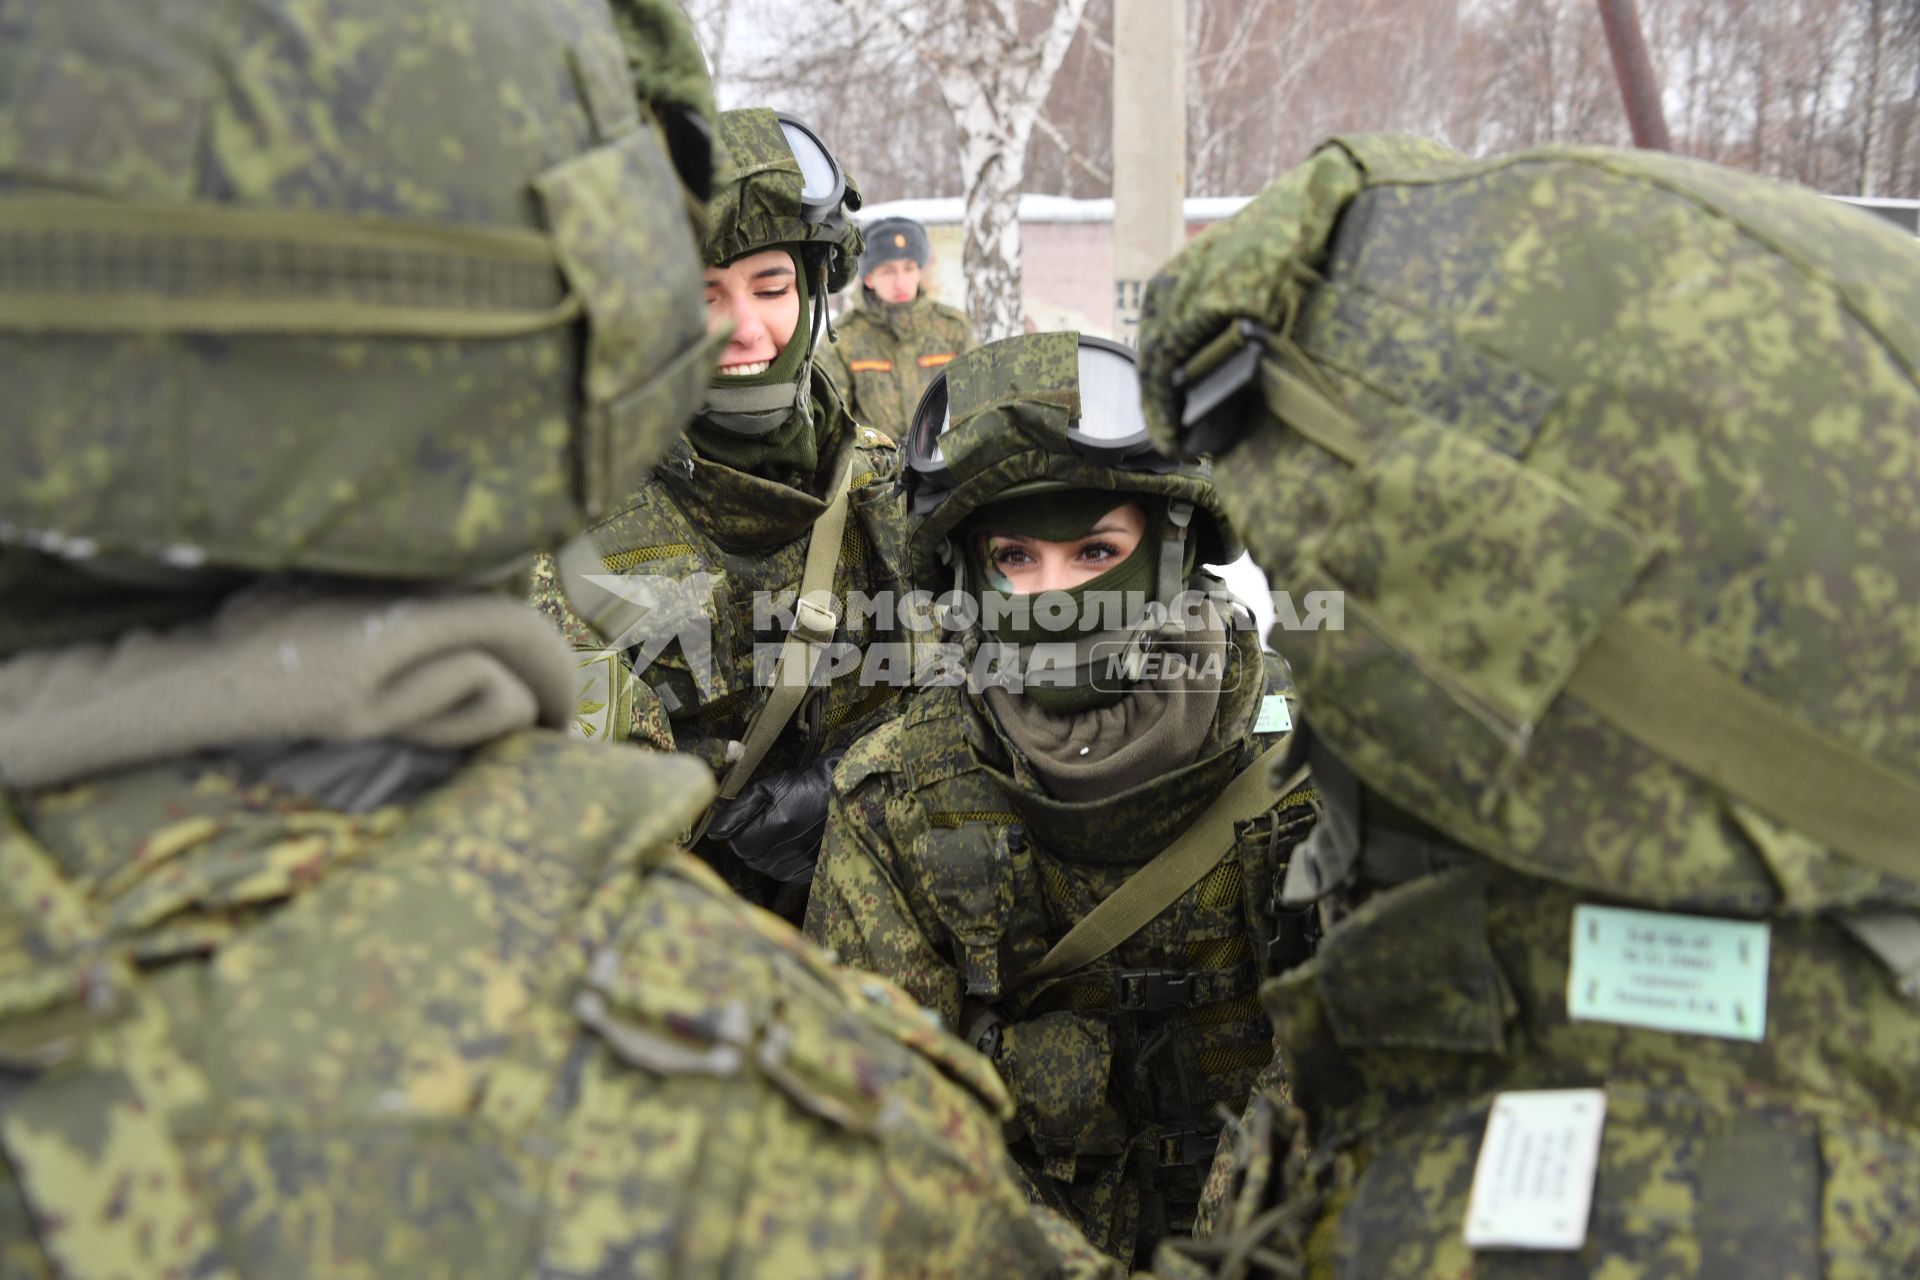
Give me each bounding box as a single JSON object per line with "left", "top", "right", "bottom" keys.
{"left": 1140, "top": 135, "right": 1920, "bottom": 1276}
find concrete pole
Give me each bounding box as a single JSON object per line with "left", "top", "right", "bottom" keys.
{"left": 1112, "top": 0, "right": 1186, "bottom": 344}
{"left": 1597, "top": 0, "right": 1672, "bottom": 151}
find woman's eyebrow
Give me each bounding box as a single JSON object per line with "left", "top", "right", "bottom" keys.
{"left": 750, "top": 265, "right": 795, "bottom": 281}
{"left": 1084, "top": 521, "right": 1130, "bottom": 536}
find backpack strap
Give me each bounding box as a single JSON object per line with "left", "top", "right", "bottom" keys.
{"left": 0, "top": 804, "right": 241, "bottom": 1280}
{"left": 1013, "top": 736, "right": 1304, "bottom": 991}
{"left": 691, "top": 455, "right": 857, "bottom": 839}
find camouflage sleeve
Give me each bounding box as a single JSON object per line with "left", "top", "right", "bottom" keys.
{"left": 805, "top": 772, "right": 966, "bottom": 1031}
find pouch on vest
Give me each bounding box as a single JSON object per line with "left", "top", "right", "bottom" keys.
{"left": 1325, "top": 1084, "right": 1910, "bottom": 1280}
{"left": 1001, "top": 1009, "right": 1121, "bottom": 1174}
{"left": 920, "top": 822, "right": 1017, "bottom": 998}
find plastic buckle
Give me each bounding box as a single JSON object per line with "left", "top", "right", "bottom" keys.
{"left": 1157, "top": 1125, "right": 1221, "bottom": 1169}
{"left": 1173, "top": 318, "right": 1271, "bottom": 456}
{"left": 1264, "top": 903, "right": 1320, "bottom": 972}
{"left": 1114, "top": 968, "right": 1195, "bottom": 1012}
{"left": 791, "top": 593, "right": 839, "bottom": 646}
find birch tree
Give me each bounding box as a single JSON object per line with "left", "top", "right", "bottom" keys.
{"left": 826, "top": 0, "right": 1093, "bottom": 339}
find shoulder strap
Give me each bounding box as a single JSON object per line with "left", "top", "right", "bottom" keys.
{"left": 1015, "top": 737, "right": 1305, "bottom": 990}
{"left": 692, "top": 456, "right": 857, "bottom": 837}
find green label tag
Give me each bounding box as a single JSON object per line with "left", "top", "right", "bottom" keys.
{"left": 1567, "top": 905, "right": 1770, "bottom": 1042}
{"left": 1253, "top": 695, "right": 1292, "bottom": 734}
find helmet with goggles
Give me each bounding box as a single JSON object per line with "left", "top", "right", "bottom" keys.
{"left": 701, "top": 108, "right": 863, "bottom": 437}
{"left": 904, "top": 331, "right": 1241, "bottom": 688}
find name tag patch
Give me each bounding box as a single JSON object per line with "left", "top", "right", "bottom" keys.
{"left": 1252, "top": 695, "right": 1292, "bottom": 734}
{"left": 1463, "top": 1088, "right": 1608, "bottom": 1251}
{"left": 1567, "top": 904, "right": 1770, "bottom": 1041}
{"left": 916, "top": 352, "right": 957, "bottom": 368}
{"left": 849, "top": 358, "right": 892, "bottom": 373}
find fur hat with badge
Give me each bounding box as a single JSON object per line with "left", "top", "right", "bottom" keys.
{"left": 857, "top": 216, "right": 930, "bottom": 279}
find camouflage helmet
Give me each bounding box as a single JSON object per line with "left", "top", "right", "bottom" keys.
{"left": 0, "top": 0, "right": 718, "bottom": 583}
{"left": 906, "top": 332, "right": 1240, "bottom": 675}
{"left": 706, "top": 108, "right": 864, "bottom": 291}
{"left": 1140, "top": 133, "right": 1920, "bottom": 901}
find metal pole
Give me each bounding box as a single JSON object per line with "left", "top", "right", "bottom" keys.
{"left": 1112, "top": 0, "right": 1187, "bottom": 344}
{"left": 1597, "top": 0, "right": 1672, "bottom": 151}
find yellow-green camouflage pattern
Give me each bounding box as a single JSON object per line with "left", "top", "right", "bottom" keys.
{"left": 1137, "top": 136, "right": 1920, "bottom": 1276}
{"left": 0, "top": 0, "right": 716, "bottom": 581}
{"left": 528, "top": 383, "right": 918, "bottom": 909}
{"left": 805, "top": 632, "right": 1316, "bottom": 1268}
{"left": 706, "top": 107, "right": 863, "bottom": 289}
{"left": 821, "top": 293, "right": 977, "bottom": 439}
{"left": 0, "top": 733, "right": 1086, "bottom": 1279}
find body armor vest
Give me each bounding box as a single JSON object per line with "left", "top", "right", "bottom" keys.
{"left": 834, "top": 650, "right": 1318, "bottom": 1262}
{"left": 0, "top": 734, "right": 1064, "bottom": 1279}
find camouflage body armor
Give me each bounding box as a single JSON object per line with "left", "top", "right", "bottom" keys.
{"left": 1139, "top": 135, "right": 1920, "bottom": 1277}
{"left": 824, "top": 291, "right": 977, "bottom": 439}
{"left": 806, "top": 333, "right": 1320, "bottom": 1266}
{"left": 0, "top": 6, "right": 1100, "bottom": 1276}
{"left": 532, "top": 108, "right": 917, "bottom": 916}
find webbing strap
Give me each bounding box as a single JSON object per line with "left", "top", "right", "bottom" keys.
{"left": 0, "top": 809, "right": 240, "bottom": 1280}
{"left": 1567, "top": 617, "right": 1920, "bottom": 887}
{"left": 690, "top": 457, "right": 857, "bottom": 841}
{"left": 0, "top": 196, "right": 578, "bottom": 336}
{"left": 1016, "top": 739, "right": 1303, "bottom": 989}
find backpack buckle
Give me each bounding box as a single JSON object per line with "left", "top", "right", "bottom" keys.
{"left": 1114, "top": 967, "right": 1194, "bottom": 1012}
{"left": 1157, "top": 1125, "right": 1221, "bottom": 1168}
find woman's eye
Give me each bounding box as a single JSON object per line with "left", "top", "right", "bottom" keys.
{"left": 755, "top": 285, "right": 792, "bottom": 300}
{"left": 1078, "top": 541, "right": 1120, "bottom": 563}
{"left": 989, "top": 545, "right": 1033, "bottom": 568}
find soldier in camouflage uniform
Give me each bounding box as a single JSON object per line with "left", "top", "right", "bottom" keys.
{"left": 1136, "top": 133, "right": 1920, "bottom": 1277}
{"left": 821, "top": 216, "right": 977, "bottom": 439}
{"left": 0, "top": 4, "right": 1117, "bottom": 1276}
{"left": 804, "top": 331, "right": 1321, "bottom": 1269}
{"left": 531, "top": 109, "right": 917, "bottom": 920}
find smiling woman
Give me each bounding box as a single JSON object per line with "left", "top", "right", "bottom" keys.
{"left": 704, "top": 247, "right": 801, "bottom": 376}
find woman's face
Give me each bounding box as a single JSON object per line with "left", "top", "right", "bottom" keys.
{"left": 704, "top": 248, "right": 800, "bottom": 376}
{"left": 978, "top": 501, "right": 1148, "bottom": 594}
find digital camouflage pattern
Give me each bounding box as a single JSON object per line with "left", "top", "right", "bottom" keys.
{"left": 906, "top": 330, "right": 1239, "bottom": 591}
{"left": 1137, "top": 136, "right": 1920, "bottom": 1276}
{"left": 0, "top": 0, "right": 716, "bottom": 581}
{"left": 705, "top": 107, "right": 863, "bottom": 287}
{"left": 805, "top": 631, "right": 1316, "bottom": 1269}
{"left": 0, "top": 732, "right": 1110, "bottom": 1279}
{"left": 527, "top": 397, "right": 919, "bottom": 908}
{"left": 822, "top": 292, "right": 977, "bottom": 439}
{"left": 0, "top": 4, "right": 1117, "bottom": 1276}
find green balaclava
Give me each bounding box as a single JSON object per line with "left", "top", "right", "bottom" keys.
{"left": 962, "top": 489, "right": 1196, "bottom": 712}
{"left": 688, "top": 247, "right": 821, "bottom": 481}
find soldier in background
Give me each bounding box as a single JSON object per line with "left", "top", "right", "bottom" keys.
{"left": 822, "top": 216, "right": 977, "bottom": 439}
{"left": 1136, "top": 133, "right": 1920, "bottom": 1277}
{"left": 532, "top": 108, "right": 917, "bottom": 921}
{"left": 806, "top": 332, "right": 1319, "bottom": 1270}
{"left": 0, "top": 3, "right": 1112, "bottom": 1275}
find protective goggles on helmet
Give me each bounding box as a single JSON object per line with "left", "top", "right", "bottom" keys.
{"left": 906, "top": 334, "right": 1173, "bottom": 514}
{"left": 776, "top": 112, "right": 851, "bottom": 229}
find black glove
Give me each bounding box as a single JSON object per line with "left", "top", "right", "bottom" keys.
{"left": 704, "top": 749, "right": 846, "bottom": 883}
